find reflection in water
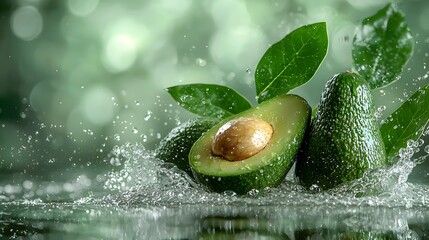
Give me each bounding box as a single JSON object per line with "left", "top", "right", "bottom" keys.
{"left": 1, "top": 202, "right": 429, "bottom": 239}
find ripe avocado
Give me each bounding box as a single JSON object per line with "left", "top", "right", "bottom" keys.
{"left": 295, "top": 71, "right": 387, "bottom": 190}
{"left": 155, "top": 118, "right": 219, "bottom": 176}
{"left": 189, "top": 94, "right": 311, "bottom": 194}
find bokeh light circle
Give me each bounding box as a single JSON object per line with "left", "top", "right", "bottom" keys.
{"left": 102, "top": 34, "right": 138, "bottom": 73}
{"left": 67, "top": 0, "right": 99, "bottom": 17}
{"left": 80, "top": 86, "right": 116, "bottom": 126}
{"left": 420, "top": 6, "right": 429, "bottom": 31}
{"left": 209, "top": 27, "right": 268, "bottom": 70}
{"left": 10, "top": 6, "right": 43, "bottom": 41}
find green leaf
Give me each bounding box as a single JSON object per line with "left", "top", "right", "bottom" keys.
{"left": 166, "top": 84, "right": 252, "bottom": 119}
{"left": 380, "top": 84, "right": 429, "bottom": 161}
{"left": 255, "top": 22, "right": 328, "bottom": 103}
{"left": 352, "top": 3, "right": 413, "bottom": 89}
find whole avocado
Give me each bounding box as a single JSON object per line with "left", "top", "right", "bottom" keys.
{"left": 295, "top": 71, "right": 387, "bottom": 190}
{"left": 154, "top": 118, "right": 219, "bottom": 176}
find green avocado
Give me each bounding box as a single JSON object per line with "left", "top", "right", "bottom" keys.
{"left": 155, "top": 118, "right": 219, "bottom": 176}
{"left": 295, "top": 71, "right": 387, "bottom": 190}
{"left": 189, "top": 94, "right": 311, "bottom": 194}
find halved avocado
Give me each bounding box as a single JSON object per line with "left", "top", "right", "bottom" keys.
{"left": 189, "top": 94, "right": 311, "bottom": 194}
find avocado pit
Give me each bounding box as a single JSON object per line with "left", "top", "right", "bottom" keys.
{"left": 211, "top": 117, "right": 273, "bottom": 161}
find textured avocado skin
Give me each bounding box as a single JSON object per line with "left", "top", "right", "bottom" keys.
{"left": 295, "top": 71, "right": 387, "bottom": 190}
{"left": 155, "top": 118, "right": 219, "bottom": 176}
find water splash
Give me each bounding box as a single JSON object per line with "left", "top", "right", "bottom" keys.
{"left": 93, "top": 134, "right": 429, "bottom": 209}
{"left": 1, "top": 132, "right": 428, "bottom": 239}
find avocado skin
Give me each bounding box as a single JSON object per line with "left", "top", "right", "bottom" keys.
{"left": 295, "top": 71, "right": 387, "bottom": 190}
{"left": 192, "top": 141, "right": 300, "bottom": 195}
{"left": 155, "top": 118, "right": 219, "bottom": 176}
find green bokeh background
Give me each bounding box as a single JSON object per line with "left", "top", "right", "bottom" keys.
{"left": 0, "top": 0, "right": 428, "bottom": 186}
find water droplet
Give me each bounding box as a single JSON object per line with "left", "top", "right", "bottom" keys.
{"left": 83, "top": 129, "right": 94, "bottom": 135}
{"left": 375, "top": 105, "right": 386, "bottom": 119}
{"left": 424, "top": 126, "right": 429, "bottom": 136}
{"left": 195, "top": 58, "right": 207, "bottom": 67}
{"left": 425, "top": 145, "right": 429, "bottom": 154}
{"left": 132, "top": 127, "right": 138, "bottom": 134}
{"left": 110, "top": 157, "right": 121, "bottom": 166}
{"left": 140, "top": 134, "right": 148, "bottom": 142}
{"left": 144, "top": 110, "right": 152, "bottom": 121}
{"left": 309, "top": 184, "right": 322, "bottom": 192}
{"left": 113, "top": 134, "right": 121, "bottom": 141}
{"left": 407, "top": 139, "right": 417, "bottom": 148}
{"left": 179, "top": 95, "right": 192, "bottom": 102}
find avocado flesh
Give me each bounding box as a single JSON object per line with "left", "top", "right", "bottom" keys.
{"left": 295, "top": 71, "right": 387, "bottom": 190}
{"left": 155, "top": 118, "right": 219, "bottom": 176}
{"left": 189, "top": 94, "right": 311, "bottom": 194}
